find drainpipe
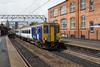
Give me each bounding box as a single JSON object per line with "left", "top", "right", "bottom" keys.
{"left": 78, "top": 0, "right": 80, "bottom": 38}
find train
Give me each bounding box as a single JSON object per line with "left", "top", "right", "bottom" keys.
{"left": 15, "top": 23, "right": 62, "bottom": 49}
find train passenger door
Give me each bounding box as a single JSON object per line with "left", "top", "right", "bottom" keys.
{"left": 50, "top": 26, "right": 54, "bottom": 41}
{"left": 32, "top": 27, "right": 37, "bottom": 40}
{"left": 37, "top": 26, "right": 42, "bottom": 41}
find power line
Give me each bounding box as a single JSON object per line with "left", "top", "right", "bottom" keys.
{"left": 28, "top": 0, "right": 51, "bottom": 15}
{"left": 19, "top": 0, "right": 36, "bottom": 14}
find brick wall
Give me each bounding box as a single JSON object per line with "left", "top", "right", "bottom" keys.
{"left": 48, "top": 0, "right": 100, "bottom": 40}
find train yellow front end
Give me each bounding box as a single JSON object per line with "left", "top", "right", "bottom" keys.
{"left": 42, "top": 23, "right": 61, "bottom": 49}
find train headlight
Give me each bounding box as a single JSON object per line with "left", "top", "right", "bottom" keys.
{"left": 44, "top": 37, "right": 47, "bottom": 40}
{"left": 43, "top": 39, "right": 45, "bottom": 43}
{"left": 57, "top": 35, "right": 61, "bottom": 42}
{"left": 43, "top": 37, "right": 47, "bottom": 43}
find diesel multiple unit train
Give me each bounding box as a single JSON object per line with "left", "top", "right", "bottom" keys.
{"left": 15, "top": 23, "right": 62, "bottom": 49}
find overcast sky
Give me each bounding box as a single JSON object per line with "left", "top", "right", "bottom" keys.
{"left": 0, "top": 0, "right": 65, "bottom": 17}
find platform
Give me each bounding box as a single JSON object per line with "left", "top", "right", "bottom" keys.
{"left": 61, "top": 38, "right": 100, "bottom": 51}
{"left": 0, "top": 36, "right": 27, "bottom": 67}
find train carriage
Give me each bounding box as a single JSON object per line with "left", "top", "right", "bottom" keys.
{"left": 15, "top": 23, "right": 61, "bottom": 49}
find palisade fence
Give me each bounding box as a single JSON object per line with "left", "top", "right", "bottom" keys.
{"left": 61, "top": 30, "right": 100, "bottom": 40}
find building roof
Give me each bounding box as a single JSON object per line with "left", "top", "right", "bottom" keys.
{"left": 48, "top": 0, "right": 67, "bottom": 10}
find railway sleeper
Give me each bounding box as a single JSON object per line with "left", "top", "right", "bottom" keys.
{"left": 65, "top": 44, "right": 100, "bottom": 58}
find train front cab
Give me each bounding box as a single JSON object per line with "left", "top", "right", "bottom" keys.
{"left": 42, "top": 23, "right": 61, "bottom": 49}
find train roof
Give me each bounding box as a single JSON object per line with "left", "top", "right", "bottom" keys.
{"left": 16, "top": 23, "right": 59, "bottom": 30}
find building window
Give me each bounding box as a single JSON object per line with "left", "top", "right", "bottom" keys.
{"left": 60, "top": 6, "right": 67, "bottom": 15}
{"left": 50, "top": 10, "right": 54, "bottom": 17}
{"left": 89, "top": 0, "right": 94, "bottom": 11}
{"left": 70, "top": 2, "right": 75, "bottom": 12}
{"left": 54, "top": 9, "right": 58, "bottom": 16}
{"left": 80, "top": 0, "right": 86, "bottom": 10}
{"left": 53, "top": 20, "right": 57, "bottom": 23}
{"left": 90, "top": 21, "right": 94, "bottom": 31}
{"left": 61, "top": 19, "right": 67, "bottom": 29}
{"left": 51, "top": 10, "right": 54, "bottom": 17}
{"left": 81, "top": 16, "right": 86, "bottom": 29}
{"left": 70, "top": 17, "right": 75, "bottom": 29}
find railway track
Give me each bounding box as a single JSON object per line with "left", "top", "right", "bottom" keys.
{"left": 10, "top": 38, "right": 50, "bottom": 67}
{"left": 61, "top": 39, "right": 100, "bottom": 57}
{"left": 52, "top": 42, "right": 100, "bottom": 67}
{"left": 50, "top": 50, "right": 100, "bottom": 67}
{"left": 11, "top": 38, "right": 82, "bottom": 67}
{"left": 65, "top": 44, "right": 100, "bottom": 58}
{"left": 10, "top": 37, "right": 100, "bottom": 67}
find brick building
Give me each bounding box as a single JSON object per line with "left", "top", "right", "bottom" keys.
{"left": 48, "top": 0, "right": 100, "bottom": 40}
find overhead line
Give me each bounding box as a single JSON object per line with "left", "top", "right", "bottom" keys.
{"left": 29, "top": 0, "right": 51, "bottom": 14}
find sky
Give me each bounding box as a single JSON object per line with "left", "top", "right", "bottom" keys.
{"left": 0, "top": 0, "right": 65, "bottom": 17}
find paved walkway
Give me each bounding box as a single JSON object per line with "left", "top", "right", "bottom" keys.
{"left": 6, "top": 36, "right": 27, "bottom": 67}
{"left": 61, "top": 38, "right": 100, "bottom": 51}
{"left": 0, "top": 36, "right": 10, "bottom": 67}
{"left": 0, "top": 36, "right": 27, "bottom": 67}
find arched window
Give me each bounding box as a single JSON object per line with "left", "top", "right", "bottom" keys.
{"left": 60, "top": 6, "right": 67, "bottom": 15}
{"left": 81, "top": 15, "right": 86, "bottom": 29}
{"left": 61, "top": 19, "right": 67, "bottom": 29}
{"left": 70, "top": 2, "right": 75, "bottom": 12}
{"left": 54, "top": 9, "right": 58, "bottom": 16}
{"left": 90, "top": 21, "right": 94, "bottom": 31}
{"left": 89, "top": 0, "right": 94, "bottom": 11}
{"left": 53, "top": 20, "right": 58, "bottom": 23}
{"left": 80, "top": 0, "right": 86, "bottom": 10}
{"left": 70, "top": 17, "right": 75, "bottom": 29}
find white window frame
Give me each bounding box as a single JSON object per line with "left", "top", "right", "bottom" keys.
{"left": 89, "top": 0, "right": 94, "bottom": 11}
{"left": 60, "top": 6, "right": 67, "bottom": 15}
{"left": 81, "top": 16, "right": 86, "bottom": 29}
{"left": 61, "top": 19, "right": 67, "bottom": 29}
{"left": 50, "top": 10, "right": 54, "bottom": 17}
{"left": 53, "top": 20, "right": 57, "bottom": 23}
{"left": 54, "top": 9, "right": 58, "bottom": 17}
{"left": 70, "top": 17, "right": 75, "bottom": 29}
{"left": 80, "top": 0, "right": 86, "bottom": 10}
{"left": 70, "top": 2, "right": 75, "bottom": 12}
{"left": 90, "top": 21, "right": 94, "bottom": 32}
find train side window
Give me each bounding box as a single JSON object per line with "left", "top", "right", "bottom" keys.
{"left": 27, "top": 30, "right": 28, "bottom": 33}
{"left": 56, "top": 25, "right": 60, "bottom": 33}
{"left": 24, "top": 30, "right": 26, "bottom": 33}
{"left": 15, "top": 31, "right": 19, "bottom": 33}
{"left": 26, "top": 30, "right": 28, "bottom": 33}
{"left": 29, "top": 30, "right": 30, "bottom": 34}
{"left": 37, "top": 27, "right": 40, "bottom": 33}
{"left": 25, "top": 30, "right": 27, "bottom": 33}
{"left": 44, "top": 25, "right": 48, "bottom": 33}
{"left": 22, "top": 30, "right": 24, "bottom": 33}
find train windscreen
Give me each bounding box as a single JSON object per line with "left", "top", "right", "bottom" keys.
{"left": 44, "top": 25, "right": 48, "bottom": 33}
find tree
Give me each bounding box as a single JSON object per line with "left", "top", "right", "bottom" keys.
{"left": 30, "top": 22, "right": 38, "bottom": 26}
